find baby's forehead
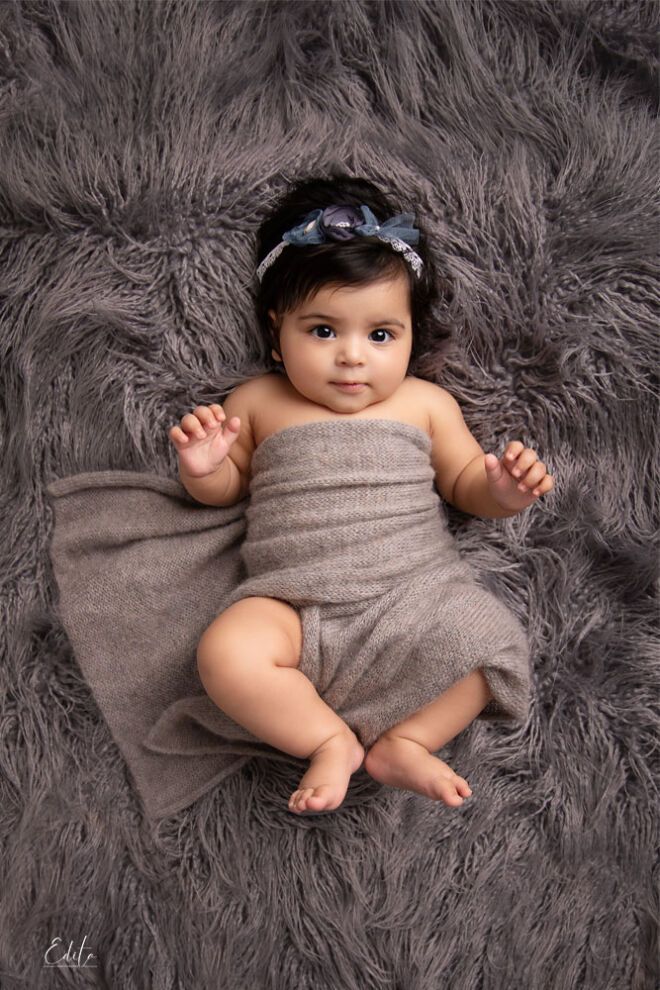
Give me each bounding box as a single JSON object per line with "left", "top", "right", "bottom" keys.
{"left": 298, "top": 273, "right": 411, "bottom": 310}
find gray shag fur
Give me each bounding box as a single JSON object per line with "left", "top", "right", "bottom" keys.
{"left": 1, "top": 1, "right": 658, "bottom": 988}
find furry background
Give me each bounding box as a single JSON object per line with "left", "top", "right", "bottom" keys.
{"left": 0, "top": 1, "right": 658, "bottom": 987}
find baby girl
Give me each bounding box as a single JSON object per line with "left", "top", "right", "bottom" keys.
{"left": 168, "top": 174, "right": 554, "bottom": 816}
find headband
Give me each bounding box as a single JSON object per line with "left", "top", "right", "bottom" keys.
{"left": 256, "top": 204, "right": 424, "bottom": 282}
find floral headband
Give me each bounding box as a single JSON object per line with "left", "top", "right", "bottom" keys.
{"left": 256, "top": 204, "right": 424, "bottom": 282}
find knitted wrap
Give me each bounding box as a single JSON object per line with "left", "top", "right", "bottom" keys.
{"left": 47, "top": 419, "right": 530, "bottom": 817}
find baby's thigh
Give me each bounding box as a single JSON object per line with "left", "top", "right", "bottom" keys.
{"left": 196, "top": 596, "right": 303, "bottom": 675}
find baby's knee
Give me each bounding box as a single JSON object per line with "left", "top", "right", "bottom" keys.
{"left": 196, "top": 597, "right": 301, "bottom": 684}
{"left": 196, "top": 611, "right": 243, "bottom": 684}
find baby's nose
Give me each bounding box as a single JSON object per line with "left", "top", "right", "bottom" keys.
{"left": 337, "top": 343, "right": 365, "bottom": 363}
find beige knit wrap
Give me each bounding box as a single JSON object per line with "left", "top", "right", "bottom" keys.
{"left": 47, "top": 418, "right": 530, "bottom": 819}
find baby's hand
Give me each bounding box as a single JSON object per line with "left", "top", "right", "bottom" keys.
{"left": 484, "top": 441, "right": 554, "bottom": 511}
{"left": 169, "top": 404, "right": 240, "bottom": 479}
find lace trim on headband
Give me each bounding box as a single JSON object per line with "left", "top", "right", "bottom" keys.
{"left": 257, "top": 236, "right": 423, "bottom": 281}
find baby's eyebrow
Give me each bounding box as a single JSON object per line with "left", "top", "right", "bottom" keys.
{"left": 297, "top": 313, "right": 406, "bottom": 328}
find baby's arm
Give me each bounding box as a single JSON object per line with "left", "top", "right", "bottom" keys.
{"left": 422, "top": 382, "right": 553, "bottom": 517}
{"left": 169, "top": 384, "right": 255, "bottom": 507}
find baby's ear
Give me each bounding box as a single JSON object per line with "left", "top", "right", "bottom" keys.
{"left": 267, "top": 308, "right": 280, "bottom": 330}
{"left": 267, "top": 310, "right": 282, "bottom": 360}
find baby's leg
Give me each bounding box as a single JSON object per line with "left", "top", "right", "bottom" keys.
{"left": 364, "top": 669, "right": 492, "bottom": 807}
{"left": 197, "top": 596, "right": 364, "bottom": 814}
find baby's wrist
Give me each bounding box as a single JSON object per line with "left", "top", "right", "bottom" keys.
{"left": 179, "top": 456, "right": 230, "bottom": 483}
{"left": 178, "top": 455, "right": 241, "bottom": 507}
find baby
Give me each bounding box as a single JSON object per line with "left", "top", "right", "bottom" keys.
{"left": 168, "top": 173, "right": 554, "bottom": 816}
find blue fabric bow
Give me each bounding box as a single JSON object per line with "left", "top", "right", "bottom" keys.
{"left": 283, "top": 204, "right": 420, "bottom": 248}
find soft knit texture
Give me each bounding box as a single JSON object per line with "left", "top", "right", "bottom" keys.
{"left": 46, "top": 418, "right": 531, "bottom": 819}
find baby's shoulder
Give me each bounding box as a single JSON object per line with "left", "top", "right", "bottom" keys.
{"left": 225, "top": 372, "right": 277, "bottom": 407}
{"left": 404, "top": 375, "right": 453, "bottom": 410}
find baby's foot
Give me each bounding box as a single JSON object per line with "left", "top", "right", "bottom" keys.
{"left": 288, "top": 730, "right": 365, "bottom": 815}
{"left": 365, "top": 735, "right": 473, "bottom": 807}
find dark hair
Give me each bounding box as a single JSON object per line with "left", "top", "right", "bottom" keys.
{"left": 253, "top": 171, "right": 448, "bottom": 377}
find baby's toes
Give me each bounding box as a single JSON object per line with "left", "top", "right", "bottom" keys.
{"left": 432, "top": 775, "right": 467, "bottom": 806}
{"left": 304, "top": 786, "right": 334, "bottom": 810}
{"left": 296, "top": 788, "right": 316, "bottom": 810}
{"left": 289, "top": 787, "right": 315, "bottom": 812}
{"left": 445, "top": 787, "right": 465, "bottom": 806}
{"left": 454, "top": 775, "right": 473, "bottom": 798}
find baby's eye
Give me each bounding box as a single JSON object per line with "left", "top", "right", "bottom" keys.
{"left": 370, "top": 329, "right": 393, "bottom": 343}
{"left": 308, "top": 325, "right": 394, "bottom": 342}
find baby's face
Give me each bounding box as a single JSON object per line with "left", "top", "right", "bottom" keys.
{"left": 268, "top": 271, "right": 413, "bottom": 412}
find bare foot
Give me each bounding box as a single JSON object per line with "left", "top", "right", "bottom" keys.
{"left": 365, "top": 734, "right": 473, "bottom": 807}
{"left": 288, "top": 730, "right": 365, "bottom": 814}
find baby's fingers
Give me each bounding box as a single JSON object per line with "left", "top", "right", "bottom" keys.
{"left": 181, "top": 413, "right": 208, "bottom": 440}
{"left": 504, "top": 441, "right": 525, "bottom": 464}
{"left": 194, "top": 405, "right": 224, "bottom": 429}
{"left": 171, "top": 408, "right": 241, "bottom": 447}
{"left": 169, "top": 425, "right": 190, "bottom": 445}
{"left": 208, "top": 406, "right": 241, "bottom": 435}
{"left": 532, "top": 475, "right": 554, "bottom": 497}
{"left": 222, "top": 415, "right": 241, "bottom": 438}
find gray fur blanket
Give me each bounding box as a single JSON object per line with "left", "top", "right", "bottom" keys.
{"left": 46, "top": 418, "right": 530, "bottom": 818}
{"left": 2, "top": 2, "right": 657, "bottom": 989}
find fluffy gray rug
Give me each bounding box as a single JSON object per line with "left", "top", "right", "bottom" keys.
{"left": 1, "top": 1, "right": 658, "bottom": 987}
